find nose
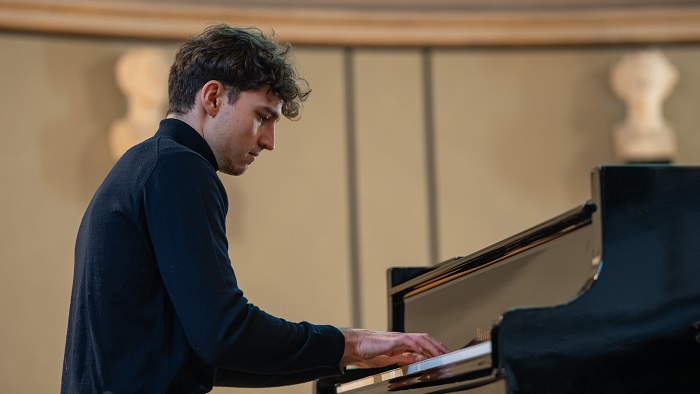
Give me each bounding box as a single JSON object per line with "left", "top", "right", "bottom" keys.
{"left": 258, "top": 124, "right": 275, "bottom": 151}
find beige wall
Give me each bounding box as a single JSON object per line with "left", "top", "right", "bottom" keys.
{"left": 1, "top": 31, "right": 700, "bottom": 393}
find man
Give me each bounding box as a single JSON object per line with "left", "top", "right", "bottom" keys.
{"left": 62, "top": 24, "right": 448, "bottom": 393}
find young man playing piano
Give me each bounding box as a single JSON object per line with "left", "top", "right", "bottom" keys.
{"left": 61, "top": 24, "right": 448, "bottom": 393}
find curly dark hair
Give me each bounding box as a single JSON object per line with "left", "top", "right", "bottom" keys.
{"left": 167, "top": 24, "right": 310, "bottom": 119}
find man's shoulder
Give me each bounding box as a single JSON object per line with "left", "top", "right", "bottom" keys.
{"left": 119, "top": 135, "right": 212, "bottom": 171}
{"left": 154, "top": 135, "right": 215, "bottom": 170}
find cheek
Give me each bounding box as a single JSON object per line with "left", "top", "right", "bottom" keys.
{"left": 237, "top": 121, "right": 259, "bottom": 145}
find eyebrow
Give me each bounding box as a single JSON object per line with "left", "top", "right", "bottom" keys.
{"left": 260, "top": 106, "right": 281, "bottom": 121}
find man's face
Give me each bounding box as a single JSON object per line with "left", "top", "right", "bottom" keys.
{"left": 204, "top": 87, "right": 282, "bottom": 176}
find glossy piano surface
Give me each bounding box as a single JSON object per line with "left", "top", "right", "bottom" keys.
{"left": 391, "top": 202, "right": 596, "bottom": 351}
{"left": 497, "top": 165, "right": 700, "bottom": 393}
{"left": 317, "top": 165, "right": 700, "bottom": 394}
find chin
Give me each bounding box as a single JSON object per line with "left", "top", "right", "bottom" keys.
{"left": 218, "top": 159, "right": 248, "bottom": 176}
{"left": 226, "top": 166, "right": 247, "bottom": 176}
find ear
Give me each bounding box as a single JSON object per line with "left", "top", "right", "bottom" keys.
{"left": 200, "top": 80, "right": 225, "bottom": 117}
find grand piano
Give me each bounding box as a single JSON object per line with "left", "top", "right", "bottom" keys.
{"left": 316, "top": 165, "right": 700, "bottom": 393}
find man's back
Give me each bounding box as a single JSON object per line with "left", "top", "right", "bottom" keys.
{"left": 62, "top": 122, "right": 222, "bottom": 393}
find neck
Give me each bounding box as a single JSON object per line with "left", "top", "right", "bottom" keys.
{"left": 166, "top": 112, "right": 204, "bottom": 138}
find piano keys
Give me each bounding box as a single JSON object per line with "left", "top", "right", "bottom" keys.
{"left": 316, "top": 165, "right": 700, "bottom": 393}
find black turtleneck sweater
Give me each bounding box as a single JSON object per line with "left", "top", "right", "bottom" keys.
{"left": 62, "top": 119, "right": 344, "bottom": 393}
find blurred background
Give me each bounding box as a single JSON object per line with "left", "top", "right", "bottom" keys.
{"left": 2, "top": 0, "right": 700, "bottom": 392}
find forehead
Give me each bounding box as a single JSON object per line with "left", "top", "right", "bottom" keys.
{"left": 238, "top": 87, "right": 282, "bottom": 110}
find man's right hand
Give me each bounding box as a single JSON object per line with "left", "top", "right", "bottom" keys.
{"left": 339, "top": 328, "right": 449, "bottom": 369}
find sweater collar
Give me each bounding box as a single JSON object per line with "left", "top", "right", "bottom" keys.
{"left": 155, "top": 118, "right": 219, "bottom": 171}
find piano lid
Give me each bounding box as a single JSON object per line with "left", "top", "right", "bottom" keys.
{"left": 496, "top": 165, "right": 700, "bottom": 393}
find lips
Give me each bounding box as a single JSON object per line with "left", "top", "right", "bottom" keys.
{"left": 247, "top": 151, "right": 259, "bottom": 164}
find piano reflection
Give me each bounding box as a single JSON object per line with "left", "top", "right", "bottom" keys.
{"left": 316, "top": 165, "right": 700, "bottom": 393}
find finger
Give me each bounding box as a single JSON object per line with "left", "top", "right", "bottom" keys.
{"left": 421, "top": 335, "right": 449, "bottom": 356}
{"left": 390, "top": 352, "right": 427, "bottom": 367}
{"left": 401, "top": 334, "right": 449, "bottom": 358}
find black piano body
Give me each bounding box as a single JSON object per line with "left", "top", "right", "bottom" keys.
{"left": 316, "top": 165, "right": 700, "bottom": 393}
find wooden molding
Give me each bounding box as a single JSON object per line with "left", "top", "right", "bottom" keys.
{"left": 2, "top": 0, "right": 700, "bottom": 46}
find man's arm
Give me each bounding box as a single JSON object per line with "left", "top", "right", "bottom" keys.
{"left": 144, "top": 154, "right": 344, "bottom": 374}
{"left": 213, "top": 329, "right": 449, "bottom": 388}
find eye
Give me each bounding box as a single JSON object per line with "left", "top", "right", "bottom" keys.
{"left": 257, "top": 113, "right": 270, "bottom": 123}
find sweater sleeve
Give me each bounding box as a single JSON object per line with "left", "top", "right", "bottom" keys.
{"left": 143, "top": 151, "right": 345, "bottom": 374}
{"left": 213, "top": 366, "right": 343, "bottom": 388}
